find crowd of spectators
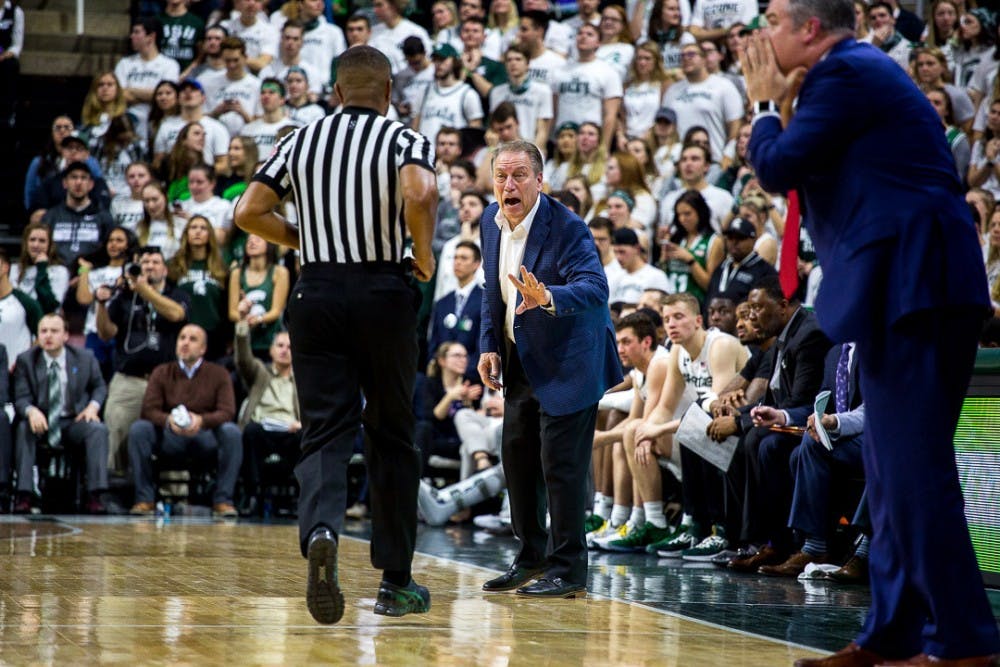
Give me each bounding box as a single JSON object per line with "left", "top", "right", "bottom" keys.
{"left": 2, "top": 0, "right": 1000, "bottom": 584}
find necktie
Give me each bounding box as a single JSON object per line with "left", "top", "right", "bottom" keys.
{"left": 779, "top": 190, "right": 801, "bottom": 299}
{"left": 835, "top": 344, "right": 851, "bottom": 413}
{"left": 47, "top": 361, "right": 62, "bottom": 448}
{"left": 455, "top": 292, "right": 466, "bottom": 317}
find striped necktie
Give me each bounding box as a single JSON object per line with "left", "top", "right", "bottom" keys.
{"left": 47, "top": 361, "right": 62, "bottom": 448}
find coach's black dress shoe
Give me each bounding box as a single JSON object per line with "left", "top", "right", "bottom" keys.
{"left": 516, "top": 577, "right": 586, "bottom": 598}
{"left": 482, "top": 564, "right": 546, "bottom": 592}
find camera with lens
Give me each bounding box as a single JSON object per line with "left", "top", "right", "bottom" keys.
{"left": 126, "top": 262, "right": 142, "bottom": 278}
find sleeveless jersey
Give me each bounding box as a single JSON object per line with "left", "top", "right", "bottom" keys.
{"left": 677, "top": 328, "right": 727, "bottom": 405}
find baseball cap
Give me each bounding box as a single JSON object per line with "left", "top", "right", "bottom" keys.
{"left": 179, "top": 78, "right": 204, "bottom": 92}
{"left": 612, "top": 228, "right": 641, "bottom": 247}
{"left": 432, "top": 43, "right": 460, "bottom": 60}
{"left": 62, "top": 160, "right": 93, "bottom": 178}
{"left": 60, "top": 133, "right": 87, "bottom": 149}
{"left": 740, "top": 15, "right": 767, "bottom": 34}
{"left": 723, "top": 217, "right": 757, "bottom": 239}
{"left": 654, "top": 107, "right": 677, "bottom": 125}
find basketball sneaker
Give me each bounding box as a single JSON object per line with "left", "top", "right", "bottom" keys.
{"left": 592, "top": 521, "right": 634, "bottom": 550}
{"left": 654, "top": 524, "right": 700, "bottom": 558}
{"left": 602, "top": 522, "right": 674, "bottom": 553}
{"left": 681, "top": 525, "right": 729, "bottom": 561}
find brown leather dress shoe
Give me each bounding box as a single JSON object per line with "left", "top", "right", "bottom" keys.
{"left": 794, "top": 642, "right": 885, "bottom": 667}
{"left": 876, "top": 654, "right": 1000, "bottom": 666}
{"left": 828, "top": 555, "right": 869, "bottom": 585}
{"left": 129, "top": 502, "right": 156, "bottom": 516}
{"left": 728, "top": 544, "right": 786, "bottom": 573}
{"left": 760, "top": 550, "right": 827, "bottom": 577}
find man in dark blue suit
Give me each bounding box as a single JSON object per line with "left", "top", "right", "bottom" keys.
{"left": 744, "top": 1, "right": 1000, "bottom": 665}
{"left": 476, "top": 140, "right": 622, "bottom": 598}
{"left": 427, "top": 240, "right": 483, "bottom": 378}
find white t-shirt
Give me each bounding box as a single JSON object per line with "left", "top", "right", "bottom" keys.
{"left": 395, "top": 63, "right": 435, "bottom": 118}
{"left": 288, "top": 102, "right": 326, "bottom": 126}
{"left": 142, "top": 219, "right": 182, "bottom": 260}
{"left": 543, "top": 20, "right": 574, "bottom": 57}
{"left": 662, "top": 74, "right": 743, "bottom": 163}
{"left": 0, "top": 291, "right": 34, "bottom": 365}
{"left": 154, "top": 115, "right": 231, "bottom": 163}
{"left": 609, "top": 262, "right": 670, "bottom": 304}
{"left": 417, "top": 81, "right": 484, "bottom": 143}
{"left": 301, "top": 20, "right": 346, "bottom": 78}
{"left": 181, "top": 195, "right": 231, "bottom": 231}
{"left": 113, "top": 53, "right": 181, "bottom": 139}
{"left": 527, "top": 49, "right": 567, "bottom": 93}
{"left": 689, "top": 0, "right": 758, "bottom": 30}
{"left": 623, "top": 80, "right": 663, "bottom": 138}
{"left": 596, "top": 43, "right": 634, "bottom": 83}
{"left": 9, "top": 264, "right": 70, "bottom": 309}
{"left": 659, "top": 183, "right": 734, "bottom": 233}
{"left": 240, "top": 115, "right": 298, "bottom": 159}
{"left": 259, "top": 58, "right": 325, "bottom": 95}
{"left": 111, "top": 195, "right": 144, "bottom": 231}
{"left": 553, "top": 58, "right": 623, "bottom": 129}
{"left": 489, "top": 80, "right": 554, "bottom": 141}
{"left": 84, "top": 265, "right": 125, "bottom": 334}
{"left": 202, "top": 71, "right": 264, "bottom": 135}
{"left": 222, "top": 16, "right": 279, "bottom": 60}
{"left": 370, "top": 19, "right": 433, "bottom": 74}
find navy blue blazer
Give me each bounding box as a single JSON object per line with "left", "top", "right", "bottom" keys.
{"left": 749, "top": 39, "right": 991, "bottom": 342}
{"left": 428, "top": 284, "right": 483, "bottom": 365}
{"left": 479, "top": 194, "right": 622, "bottom": 416}
{"left": 785, "top": 343, "right": 862, "bottom": 427}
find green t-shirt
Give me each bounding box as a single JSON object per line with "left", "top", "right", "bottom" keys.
{"left": 159, "top": 12, "right": 205, "bottom": 70}
{"left": 176, "top": 259, "right": 225, "bottom": 333}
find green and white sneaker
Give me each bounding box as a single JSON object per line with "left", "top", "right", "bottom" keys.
{"left": 585, "top": 514, "right": 606, "bottom": 533}
{"left": 592, "top": 521, "right": 635, "bottom": 550}
{"left": 586, "top": 519, "right": 615, "bottom": 549}
{"left": 681, "top": 525, "right": 729, "bottom": 561}
{"left": 646, "top": 521, "right": 697, "bottom": 554}
{"left": 602, "top": 522, "right": 675, "bottom": 553}
{"left": 654, "top": 525, "right": 700, "bottom": 558}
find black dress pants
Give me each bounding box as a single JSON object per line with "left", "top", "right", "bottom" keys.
{"left": 289, "top": 263, "right": 421, "bottom": 573}
{"left": 501, "top": 342, "right": 598, "bottom": 586}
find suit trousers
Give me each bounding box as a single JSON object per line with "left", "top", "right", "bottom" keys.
{"left": 128, "top": 420, "right": 243, "bottom": 505}
{"left": 502, "top": 342, "right": 598, "bottom": 585}
{"left": 241, "top": 421, "right": 300, "bottom": 492}
{"left": 16, "top": 418, "right": 109, "bottom": 493}
{"left": 0, "top": 412, "right": 11, "bottom": 488}
{"left": 289, "top": 264, "right": 421, "bottom": 571}
{"left": 680, "top": 446, "right": 729, "bottom": 532}
{"left": 854, "top": 307, "right": 1000, "bottom": 659}
{"left": 788, "top": 434, "right": 863, "bottom": 540}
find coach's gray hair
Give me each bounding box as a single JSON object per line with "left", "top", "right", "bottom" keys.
{"left": 787, "top": 0, "right": 855, "bottom": 34}
{"left": 493, "top": 140, "right": 545, "bottom": 175}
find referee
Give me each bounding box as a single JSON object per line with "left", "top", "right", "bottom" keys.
{"left": 234, "top": 45, "right": 438, "bottom": 625}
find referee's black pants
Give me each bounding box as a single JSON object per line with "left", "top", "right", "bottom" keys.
{"left": 289, "top": 263, "right": 421, "bottom": 574}
{"left": 501, "top": 343, "right": 598, "bottom": 586}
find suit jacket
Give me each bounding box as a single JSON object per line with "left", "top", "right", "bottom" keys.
{"left": 479, "top": 194, "right": 622, "bottom": 416}
{"left": 786, "top": 343, "right": 864, "bottom": 439}
{"left": 740, "top": 307, "right": 831, "bottom": 431}
{"left": 748, "top": 39, "right": 991, "bottom": 342}
{"left": 14, "top": 345, "right": 107, "bottom": 419}
{"left": 428, "top": 284, "right": 483, "bottom": 366}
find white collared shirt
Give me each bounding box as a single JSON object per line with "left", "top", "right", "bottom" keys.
{"left": 179, "top": 358, "right": 204, "bottom": 380}
{"left": 495, "top": 195, "right": 543, "bottom": 343}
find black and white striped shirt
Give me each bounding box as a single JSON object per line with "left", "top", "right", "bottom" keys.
{"left": 253, "top": 106, "right": 435, "bottom": 265}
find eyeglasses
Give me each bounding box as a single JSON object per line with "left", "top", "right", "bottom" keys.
{"left": 53, "top": 123, "right": 74, "bottom": 130}
{"left": 680, "top": 51, "right": 701, "bottom": 59}
{"left": 601, "top": 15, "right": 623, "bottom": 23}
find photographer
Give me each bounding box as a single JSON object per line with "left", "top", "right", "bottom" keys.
{"left": 95, "top": 246, "right": 190, "bottom": 474}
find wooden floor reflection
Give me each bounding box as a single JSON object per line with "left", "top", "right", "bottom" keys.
{"left": 0, "top": 517, "right": 824, "bottom": 665}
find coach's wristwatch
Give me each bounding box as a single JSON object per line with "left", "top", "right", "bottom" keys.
{"left": 753, "top": 100, "right": 779, "bottom": 116}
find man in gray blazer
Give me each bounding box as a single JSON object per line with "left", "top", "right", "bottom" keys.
{"left": 13, "top": 313, "right": 110, "bottom": 514}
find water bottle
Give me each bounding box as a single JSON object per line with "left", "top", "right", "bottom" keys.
{"left": 163, "top": 501, "right": 172, "bottom": 518}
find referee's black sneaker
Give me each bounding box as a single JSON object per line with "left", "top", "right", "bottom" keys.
{"left": 306, "top": 527, "right": 345, "bottom": 624}
{"left": 373, "top": 579, "right": 431, "bottom": 617}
